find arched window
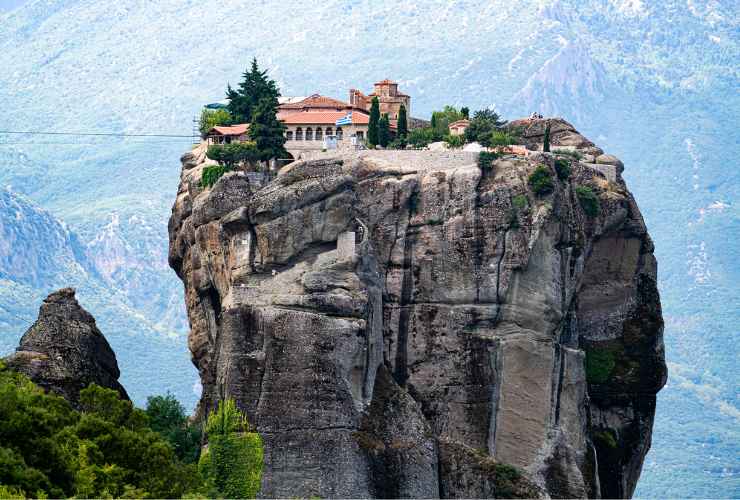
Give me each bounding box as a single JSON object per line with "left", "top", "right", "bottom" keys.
{"left": 286, "top": 131, "right": 293, "bottom": 141}
{"left": 336, "top": 127, "right": 343, "bottom": 140}
{"left": 356, "top": 131, "right": 364, "bottom": 140}
{"left": 306, "top": 127, "right": 313, "bottom": 141}
{"left": 325, "top": 127, "right": 333, "bottom": 137}
{"left": 315, "top": 128, "right": 323, "bottom": 141}
{"left": 296, "top": 127, "right": 303, "bottom": 140}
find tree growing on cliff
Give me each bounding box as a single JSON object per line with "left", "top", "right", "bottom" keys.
{"left": 543, "top": 121, "right": 551, "bottom": 152}
{"left": 199, "top": 399, "right": 263, "bottom": 499}
{"left": 249, "top": 97, "right": 287, "bottom": 162}
{"left": 397, "top": 104, "right": 408, "bottom": 138}
{"left": 378, "top": 113, "right": 391, "bottom": 147}
{"left": 368, "top": 96, "right": 380, "bottom": 146}
{"left": 226, "top": 58, "right": 280, "bottom": 124}
{"left": 199, "top": 108, "right": 233, "bottom": 136}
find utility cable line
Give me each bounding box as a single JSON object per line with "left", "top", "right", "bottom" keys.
{"left": 0, "top": 130, "right": 192, "bottom": 138}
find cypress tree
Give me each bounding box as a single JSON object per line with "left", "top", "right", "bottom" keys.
{"left": 430, "top": 113, "right": 437, "bottom": 130}
{"left": 379, "top": 113, "right": 391, "bottom": 147}
{"left": 226, "top": 58, "right": 280, "bottom": 123}
{"left": 249, "top": 97, "right": 287, "bottom": 162}
{"left": 461, "top": 106, "right": 470, "bottom": 119}
{"left": 543, "top": 121, "right": 551, "bottom": 152}
{"left": 397, "top": 104, "right": 408, "bottom": 138}
{"left": 368, "top": 96, "right": 380, "bottom": 146}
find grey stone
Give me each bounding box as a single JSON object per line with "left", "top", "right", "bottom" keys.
{"left": 4, "top": 288, "right": 129, "bottom": 407}
{"left": 168, "top": 122, "right": 666, "bottom": 498}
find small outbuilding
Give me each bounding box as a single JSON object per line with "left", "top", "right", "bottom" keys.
{"left": 205, "top": 124, "right": 249, "bottom": 145}
{"left": 448, "top": 119, "right": 471, "bottom": 136}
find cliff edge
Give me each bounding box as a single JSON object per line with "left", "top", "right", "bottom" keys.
{"left": 169, "top": 118, "right": 666, "bottom": 498}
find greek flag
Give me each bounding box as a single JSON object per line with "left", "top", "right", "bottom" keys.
{"left": 336, "top": 112, "right": 352, "bottom": 126}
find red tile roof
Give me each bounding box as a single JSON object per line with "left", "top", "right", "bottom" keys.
{"left": 277, "top": 110, "right": 369, "bottom": 125}
{"left": 209, "top": 124, "right": 248, "bottom": 136}
{"left": 375, "top": 79, "right": 397, "bottom": 85}
{"left": 279, "top": 94, "right": 350, "bottom": 110}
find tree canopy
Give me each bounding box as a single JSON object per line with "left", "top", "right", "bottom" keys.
{"left": 464, "top": 108, "right": 507, "bottom": 147}
{"left": 0, "top": 363, "right": 202, "bottom": 498}
{"left": 226, "top": 58, "right": 280, "bottom": 124}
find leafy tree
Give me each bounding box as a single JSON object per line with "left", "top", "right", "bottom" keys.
{"left": 489, "top": 130, "right": 518, "bottom": 147}
{"left": 226, "top": 58, "right": 280, "bottom": 124}
{"left": 0, "top": 364, "right": 203, "bottom": 499}
{"left": 146, "top": 393, "right": 202, "bottom": 464}
{"left": 199, "top": 108, "right": 233, "bottom": 136}
{"left": 460, "top": 106, "right": 470, "bottom": 119}
{"left": 368, "top": 96, "right": 380, "bottom": 146}
{"left": 543, "top": 121, "right": 551, "bottom": 152}
{"left": 444, "top": 134, "right": 465, "bottom": 149}
{"left": 206, "top": 142, "right": 258, "bottom": 169}
{"left": 431, "top": 105, "right": 465, "bottom": 137}
{"left": 199, "top": 399, "right": 263, "bottom": 499}
{"left": 378, "top": 113, "right": 391, "bottom": 147}
{"left": 249, "top": 97, "right": 287, "bottom": 162}
{"left": 528, "top": 165, "right": 554, "bottom": 196}
{"left": 464, "top": 108, "right": 507, "bottom": 146}
{"left": 397, "top": 104, "right": 408, "bottom": 138}
{"left": 407, "top": 128, "right": 436, "bottom": 149}
{"left": 478, "top": 151, "right": 500, "bottom": 170}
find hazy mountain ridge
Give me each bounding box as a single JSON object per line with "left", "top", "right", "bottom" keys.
{"left": 0, "top": 0, "right": 737, "bottom": 496}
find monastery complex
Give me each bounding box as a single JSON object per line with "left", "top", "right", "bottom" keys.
{"left": 205, "top": 79, "right": 414, "bottom": 153}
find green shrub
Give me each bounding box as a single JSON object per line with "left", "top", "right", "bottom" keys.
{"left": 206, "top": 142, "right": 258, "bottom": 169}
{"left": 199, "top": 399, "right": 263, "bottom": 499}
{"left": 407, "top": 127, "right": 437, "bottom": 149}
{"left": 554, "top": 158, "right": 571, "bottom": 180}
{"left": 494, "top": 463, "right": 522, "bottom": 498}
{"left": 585, "top": 348, "right": 616, "bottom": 384}
{"left": 543, "top": 122, "right": 551, "bottom": 152}
{"left": 508, "top": 210, "right": 520, "bottom": 229}
{"left": 594, "top": 429, "right": 618, "bottom": 449}
{"left": 200, "top": 165, "right": 232, "bottom": 188}
{"left": 388, "top": 137, "right": 407, "bottom": 150}
{"left": 512, "top": 194, "right": 528, "bottom": 210}
{"left": 489, "top": 130, "right": 518, "bottom": 147}
{"left": 0, "top": 364, "right": 203, "bottom": 498}
{"left": 478, "top": 151, "right": 499, "bottom": 171}
{"left": 576, "top": 186, "right": 600, "bottom": 217}
{"left": 444, "top": 134, "right": 465, "bottom": 149}
{"left": 528, "top": 165, "right": 554, "bottom": 196}
{"left": 555, "top": 149, "right": 583, "bottom": 160}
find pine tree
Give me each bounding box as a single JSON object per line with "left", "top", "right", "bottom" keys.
{"left": 226, "top": 58, "right": 280, "bottom": 123}
{"left": 543, "top": 121, "right": 551, "bottom": 152}
{"left": 379, "top": 113, "right": 391, "bottom": 147}
{"left": 397, "top": 104, "right": 408, "bottom": 138}
{"left": 368, "top": 96, "right": 380, "bottom": 146}
{"left": 249, "top": 97, "right": 287, "bottom": 162}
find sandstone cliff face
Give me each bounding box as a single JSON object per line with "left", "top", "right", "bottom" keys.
{"left": 4, "top": 288, "right": 129, "bottom": 407}
{"left": 169, "top": 118, "right": 666, "bottom": 498}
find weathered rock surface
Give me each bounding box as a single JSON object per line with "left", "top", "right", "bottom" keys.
{"left": 169, "top": 118, "right": 666, "bottom": 498}
{"left": 4, "top": 288, "right": 129, "bottom": 407}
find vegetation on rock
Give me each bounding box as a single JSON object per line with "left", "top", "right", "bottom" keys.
{"left": 464, "top": 109, "right": 506, "bottom": 146}
{"left": 206, "top": 142, "right": 258, "bottom": 169}
{"left": 528, "top": 165, "right": 554, "bottom": 196}
{"left": 199, "top": 399, "right": 263, "bottom": 499}
{"left": 200, "top": 165, "right": 231, "bottom": 188}
{"left": 478, "top": 151, "right": 499, "bottom": 170}
{"left": 576, "top": 186, "right": 600, "bottom": 217}
{"left": 512, "top": 194, "right": 528, "bottom": 210}
{"left": 585, "top": 347, "right": 616, "bottom": 384}
{"left": 554, "top": 158, "right": 572, "bottom": 180}
{"left": 444, "top": 134, "right": 465, "bottom": 149}
{"left": 543, "top": 122, "right": 551, "bottom": 152}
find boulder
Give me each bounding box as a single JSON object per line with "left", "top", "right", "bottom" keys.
{"left": 4, "top": 288, "right": 129, "bottom": 407}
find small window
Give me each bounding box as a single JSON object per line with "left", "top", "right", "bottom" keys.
{"left": 356, "top": 131, "right": 364, "bottom": 140}
{"left": 325, "top": 127, "right": 332, "bottom": 137}
{"left": 306, "top": 127, "right": 313, "bottom": 141}
{"left": 336, "top": 127, "right": 343, "bottom": 140}
{"left": 315, "top": 128, "right": 323, "bottom": 141}
{"left": 286, "top": 131, "right": 293, "bottom": 141}
{"left": 296, "top": 127, "right": 303, "bottom": 140}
